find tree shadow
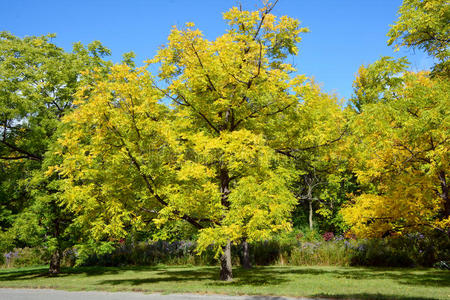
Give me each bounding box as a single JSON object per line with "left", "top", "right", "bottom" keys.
{"left": 98, "top": 267, "right": 218, "bottom": 286}
{"left": 64, "top": 265, "right": 162, "bottom": 277}
{"left": 313, "top": 293, "right": 441, "bottom": 300}
{"left": 0, "top": 267, "right": 50, "bottom": 281}
{"left": 98, "top": 266, "right": 297, "bottom": 287}
{"left": 0, "top": 265, "right": 163, "bottom": 282}
{"left": 247, "top": 266, "right": 450, "bottom": 288}
{"left": 328, "top": 267, "right": 450, "bottom": 288}
{"left": 0, "top": 265, "right": 448, "bottom": 297}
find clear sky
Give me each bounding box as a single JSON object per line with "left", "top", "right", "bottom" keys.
{"left": 1, "top": 0, "right": 433, "bottom": 100}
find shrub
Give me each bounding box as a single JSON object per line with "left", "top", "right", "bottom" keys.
{"left": 289, "top": 240, "right": 352, "bottom": 266}
{"left": 322, "top": 232, "right": 335, "bottom": 241}
{"left": 78, "top": 240, "right": 218, "bottom": 267}
{"left": 348, "top": 232, "right": 450, "bottom": 267}
{"left": 1, "top": 247, "right": 48, "bottom": 268}
{"left": 2, "top": 230, "right": 447, "bottom": 269}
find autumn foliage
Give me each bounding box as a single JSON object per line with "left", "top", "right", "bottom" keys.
{"left": 0, "top": 0, "right": 448, "bottom": 279}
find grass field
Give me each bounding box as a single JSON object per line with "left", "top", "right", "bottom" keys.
{"left": 0, "top": 265, "right": 448, "bottom": 299}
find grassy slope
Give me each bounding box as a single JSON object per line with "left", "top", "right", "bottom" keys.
{"left": 0, "top": 265, "right": 448, "bottom": 300}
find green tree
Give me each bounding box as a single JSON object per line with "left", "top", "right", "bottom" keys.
{"left": 274, "top": 81, "right": 351, "bottom": 233}
{"left": 0, "top": 32, "right": 111, "bottom": 274}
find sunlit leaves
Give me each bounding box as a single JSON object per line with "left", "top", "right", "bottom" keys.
{"left": 343, "top": 59, "right": 449, "bottom": 237}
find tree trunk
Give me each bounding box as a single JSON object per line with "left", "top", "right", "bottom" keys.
{"left": 438, "top": 171, "right": 449, "bottom": 218}
{"left": 49, "top": 209, "right": 61, "bottom": 276}
{"left": 218, "top": 167, "right": 232, "bottom": 280}
{"left": 49, "top": 249, "right": 61, "bottom": 275}
{"left": 219, "top": 241, "right": 233, "bottom": 281}
{"left": 219, "top": 167, "right": 231, "bottom": 208}
{"left": 309, "top": 198, "right": 313, "bottom": 230}
{"left": 241, "top": 238, "right": 252, "bottom": 269}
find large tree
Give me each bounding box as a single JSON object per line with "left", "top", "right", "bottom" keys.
{"left": 342, "top": 58, "right": 449, "bottom": 237}
{"left": 0, "top": 32, "right": 111, "bottom": 274}
{"left": 58, "top": 3, "right": 314, "bottom": 280}
{"left": 342, "top": 0, "right": 449, "bottom": 237}
{"left": 273, "top": 81, "right": 351, "bottom": 232}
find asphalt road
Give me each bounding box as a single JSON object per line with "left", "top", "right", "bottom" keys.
{"left": 0, "top": 289, "right": 315, "bottom": 300}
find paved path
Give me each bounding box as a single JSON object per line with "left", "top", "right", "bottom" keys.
{"left": 0, "top": 289, "right": 316, "bottom": 300}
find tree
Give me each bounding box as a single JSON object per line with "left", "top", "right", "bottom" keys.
{"left": 342, "top": 59, "right": 449, "bottom": 237}
{"left": 276, "top": 81, "right": 351, "bottom": 232}
{"left": 0, "top": 32, "right": 111, "bottom": 274}
{"left": 387, "top": 0, "right": 449, "bottom": 76}
{"left": 342, "top": 0, "right": 449, "bottom": 237}
{"left": 59, "top": 2, "right": 311, "bottom": 280}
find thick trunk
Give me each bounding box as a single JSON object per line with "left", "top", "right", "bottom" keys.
{"left": 241, "top": 238, "right": 252, "bottom": 269}
{"left": 438, "top": 171, "right": 449, "bottom": 218}
{"left": 309, "top": 198, "right": 313, "bottom": 230}
{"left": 219, "top": 167, "right": 231, "bottom": 208}
{"left": 220, "top": 241, "right": 233, "bottom": 281}
{"left": 49, "top": 210, "right": 61, "bottom": 275}
{"left": 218, "top": 167, "right": 232, "bottom": 280}
{"left": 49, "top": 249, "right": 61, "bottom": 275}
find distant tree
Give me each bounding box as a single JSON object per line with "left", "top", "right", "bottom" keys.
{"left": 274, "top": 82, "right": 351, "bottom": 232}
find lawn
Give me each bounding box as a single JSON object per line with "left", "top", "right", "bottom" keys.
{"left": 0, "top": 265, "right": 448, "bottom": 299}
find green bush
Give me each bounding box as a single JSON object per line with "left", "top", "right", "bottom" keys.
{"left": 78, "top": 241, "right": 218, "bottom": 267}
{"left": 349, "top": 232, "right": 450, "bottom": 268}
{"left": 3, "top": 231, "right": 447, "bottom": 269}
{"left": 289, "top": 241, "right": 352, "bottom": 266}
{"left": 1, "top": 247, "right": 48, "bottom": 268}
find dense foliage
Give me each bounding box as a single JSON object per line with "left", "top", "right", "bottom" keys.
{"left": 0, "top": 0, "right": 448, "bottom": 280}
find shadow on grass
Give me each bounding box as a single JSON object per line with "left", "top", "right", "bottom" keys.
{"left": 94, "top": 266, "right": 450, "bottom": 290}
{"left": 98, "top": 267, "right": 219, "bottom": 286}
{"left": 234, "top": 266, "right": 450, "bottom": 288}
{"left": 0, "top": 265, "right": 448, "bottom": 295}
{"left": 324, "top": 267, "right": 450, "bottom": 288}
{"left": 98, "top": 266, "right": 301, "bottom": 287}
{"left": 0, "top": 265, "right": 163, "bottom": 282}
{"left": 313, "top": 293, "right": 441, "bottom": 300}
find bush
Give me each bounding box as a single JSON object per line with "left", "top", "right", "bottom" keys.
{"left": 78, "top": 240, "right": 218, "bottom": 267}
{"left": 290, "top": 240, "right": 352, "bottom": 266}
{"left": 349, "top": 239, "right": 414, "bottom": 267}
{"left": 349, "top": 232, "right": 450, "bottom": 268}
{"left": 3, "top": 230, "right": 447, "bottom": 269}
{"left": 1, "top": 247, "right": 48, "bottom": 268}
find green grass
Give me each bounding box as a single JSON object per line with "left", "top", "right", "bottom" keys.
{"left": 0, "top": 265, "right": 448, "bottom": 299}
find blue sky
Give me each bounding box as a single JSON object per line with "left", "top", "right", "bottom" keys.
{"left": 1, "top": 0, "right": 433, "bottom": 99}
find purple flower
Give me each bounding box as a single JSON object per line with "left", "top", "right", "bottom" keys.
{"left": 335, "top": 235, "right": 344, "bottom": 241}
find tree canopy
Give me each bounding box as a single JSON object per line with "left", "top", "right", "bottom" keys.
{"left": 0, "top": 0, "right": 448, "bottom": 280}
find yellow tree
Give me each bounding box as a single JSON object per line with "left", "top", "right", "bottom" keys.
{"left": 59, "top": 2, "right": 310, "bottom": 280}
{"left": 342, "top": 58, "right": 449, "bottom": 237}
{"left": 343, "top": 0, "right": 449, "bottom": 237}
{"left": 387, "top": 0, "right": 449, "bottom": 77}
